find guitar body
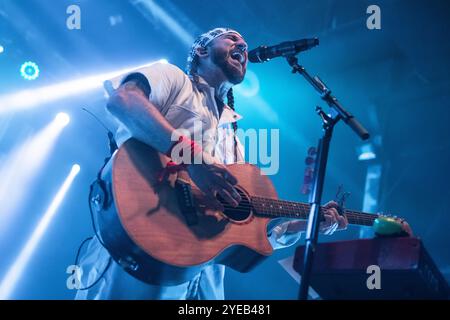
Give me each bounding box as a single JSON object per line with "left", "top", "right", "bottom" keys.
{"left": 95, "top": 138, "right": 276, "bottom": 286}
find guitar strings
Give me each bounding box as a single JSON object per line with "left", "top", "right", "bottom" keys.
{"left": 222, "top": 202, "right": 379, "bottom": 218}
{"left": 220, "top": 195, "right": 381, "bottom": 223}
{"left": 221, "top": 201, "right": 379, "bottom": 218}
{"left": 220, "top": 203, "right": 378, "bottom": 224}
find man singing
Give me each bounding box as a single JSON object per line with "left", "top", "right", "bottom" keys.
{"left": 75, "top": 28, "right": 348, "bottom": 300}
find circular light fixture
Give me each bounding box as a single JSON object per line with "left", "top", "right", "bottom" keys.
{"left": 55, "top": 112, "right": 70, "bottom": 127}
{"left": 20, "top": 61, "right": 40, "bottom": 80}
{"left": 71, "top": 164, "right": 81, "bottom": 175}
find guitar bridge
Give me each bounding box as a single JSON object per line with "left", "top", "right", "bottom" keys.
{"left": 174, "top": 180, "right": 198, "bottom": 226}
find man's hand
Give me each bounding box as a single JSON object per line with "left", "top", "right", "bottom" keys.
{"left": 388, "top": 217, "right": 413, "bottom": 236}
{"left": 399, "top": 219, "right": 413, "bottom": 236}
{"left": 187, "top": 152, "right": 241, "bottom": 211}
{"left": 320, "top": 201, "right": 349, "bottom": 235}
{"left": 286, "top": 201, "right": 348, "bottom": 235}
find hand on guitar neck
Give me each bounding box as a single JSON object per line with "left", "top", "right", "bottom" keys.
{"left": 286, "top": 201, "right": 413, "bottom": 237}
{"left": 286, "top": 201, "right": 348, "bottom": 235}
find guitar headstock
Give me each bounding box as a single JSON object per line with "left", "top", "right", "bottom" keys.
{"left": 374, "top": 213, "right": 412, "bottom": 237}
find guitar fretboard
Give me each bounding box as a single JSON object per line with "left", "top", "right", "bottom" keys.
{"left": 250, "top": 196, "right": 378, "bottom": 226}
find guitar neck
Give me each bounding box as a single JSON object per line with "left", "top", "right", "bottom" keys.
{"left": 250, "top": 196, "right": 378, "bottom": 227}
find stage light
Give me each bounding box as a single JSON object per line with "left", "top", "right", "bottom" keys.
{"left": 132, "top": 0, "right": 194, "bottom": 46}
{"left": 0, "top": 164, "right": 80, "bottom": 300}
{"left": 235, "top": 69, "right": 260, "bottom": 97}
{"left": 0, "top": 116, "right": 69, "bottom": 237}
{"left": 55, "top": 112, "right": 70, "bottom": 127}
{"left": 0, "top": 45, "right": 4, "bottom": 54}
{"left": 72, "top": 164, "right": 80, "bottom": 174}
{"left": 359, "top": 151, "right": 376, "bottom": 161}
{"left": 0, "top": 59, "right": 168, "bottom": 114}
{"left": 357, "top": 143, "right": 377, "bottom": 161}
{"left": 20, "top": 61, "right": 40, "bottom": 80}
{"left": 109, "top": 15, "right": 123, "bottom": 27}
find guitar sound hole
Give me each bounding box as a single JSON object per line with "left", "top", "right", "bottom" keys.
{"left": 217, "top": 188, "right": 252, "bottom": 222}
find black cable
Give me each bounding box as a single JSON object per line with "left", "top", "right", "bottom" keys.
{"left": 74, "top": 236, "right": 93, "bottom": 267}
{"left": 71, "top": 107, "right": 117, "bottom": 291}
{"left": 77, "top": 257, "right": 112, "bottom": 291}
{"left": 87, "top": 181, "right": 107, "bottom": 248}
{"left": 82, "top": 107, "right": 110, "bottom": 132}
{"left": 70, "top": 184, "right": 112, "bottom": 291}
{"left": 82, "top": 107, "right": 118, "bottom": 155}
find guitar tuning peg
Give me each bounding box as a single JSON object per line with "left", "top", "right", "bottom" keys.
{"left": 308, "top": 147, "right": 317, "bottom": 156}
{"left": 305, "top": 156, "right": 315, "bottom": 165}
{"left": 301, "top": 147, "right": 317, "bottom": 196}
{"left": 334, "top": 184, "right": 350, "bottom": 208}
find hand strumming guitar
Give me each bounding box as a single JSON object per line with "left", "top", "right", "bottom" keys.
{"left": 187, "top": 152, "right": 241, "bottom": 211}
{"left": 104, "top": 79, "right": 241, "bottom": 211}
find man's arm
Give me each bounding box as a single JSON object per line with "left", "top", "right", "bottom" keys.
{"left": 104, "top": 79, "right": 241, "bottom": 209}
{"left": 105, "top": 79, "right": 176, "bottom": 154}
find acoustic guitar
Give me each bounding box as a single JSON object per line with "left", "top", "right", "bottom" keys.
{"left": 91, "top": 138, "right": 407, "bottom": 286}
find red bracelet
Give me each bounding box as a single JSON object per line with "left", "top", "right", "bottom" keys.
{"left": 165, "top": 135, "right": 202, "bottom": 164}
{"left": 159, "top": 136, "right": 202, "bottom": 183}
{"left": 157, "top": 160, "right": 187, "bottom": 183}
{"left": 165, "top": 135, "right": 184, "bottom": 157}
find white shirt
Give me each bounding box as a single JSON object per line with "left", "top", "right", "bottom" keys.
{"left": 75, "top": 62, "right": 301, "bottom": 300}
{"left": 109, "top": 62, "right": 245, "bottom": 164}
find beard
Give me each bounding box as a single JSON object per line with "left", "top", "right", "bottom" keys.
{"left": 210, "top": 47, "right": 246, "bottom": 85}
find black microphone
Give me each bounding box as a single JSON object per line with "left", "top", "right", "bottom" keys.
{"left": 248, "top": 38, "right": 319, "bottom": 63}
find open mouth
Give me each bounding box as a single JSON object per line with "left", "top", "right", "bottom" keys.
{"left": 230, "top": 51, "right": 245, "bottom": 65}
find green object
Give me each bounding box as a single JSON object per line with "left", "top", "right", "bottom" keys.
{"left": 373, "top": 217, "right": 403, "bottom": 236}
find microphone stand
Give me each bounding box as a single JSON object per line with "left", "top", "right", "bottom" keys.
{"left": 285, "top": 55, "right": 370, "bottom": 300}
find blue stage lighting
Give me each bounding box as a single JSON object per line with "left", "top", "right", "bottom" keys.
{"left": 0, "top": 164, "right": 81, "bottom": 299}
{"left": 55, "top": 112, "right": 70, "bottom": 127}
{"left": 357, "top": 143, "right": 377, "bottom": 161}
{"left": 20, "top": 61, "right": 40, "bottom": 80}
{"left": 0, "top": 117, "right": 71, "bottom": 239}
{"left": 235, "top": 69, "right": 260, "bottom": 97}
{"left": 0, "top": 59, "right": 167, "bottom": 113}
